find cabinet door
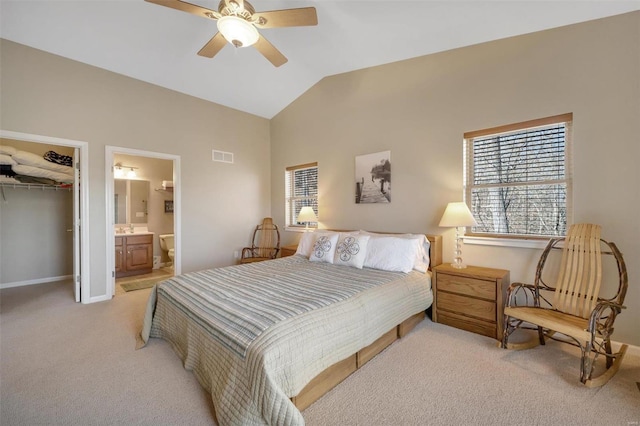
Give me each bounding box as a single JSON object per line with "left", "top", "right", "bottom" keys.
{"left": 115, "top": 237, "right": 125, "bottom": 275}
{"left": 126, "top": 243, "right": 153, "bottom": 271}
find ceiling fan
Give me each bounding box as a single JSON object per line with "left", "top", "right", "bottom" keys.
{"left": 146, "top": 0, "right": 318, "bottom": 67}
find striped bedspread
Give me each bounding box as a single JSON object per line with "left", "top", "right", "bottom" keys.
{"left": 139, "top": 255, "right": 432, "bottom": 425}
{"left": 154, "top": 256, "right": 419, "bottom": 358}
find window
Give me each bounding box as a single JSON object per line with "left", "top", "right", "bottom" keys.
{"left": 285, "top": 162, "right": 318, "bottom": 229}
{"left": 464, "top": 113, "right": 572, "bottom": 238}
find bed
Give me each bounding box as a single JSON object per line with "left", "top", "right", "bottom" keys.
{"left": 139, "top": 231, "right": 442, "bottom": 425}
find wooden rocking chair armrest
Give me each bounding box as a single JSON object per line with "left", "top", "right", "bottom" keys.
{"left": 506, "top": 282, "right": 536, "bottom": 295}
{"left": 505, "top": 283, "right": 549, "bottom": 307}
{"left": 588, "top": 300, "right": 626, "bottom": 337}
{"left": 241, "top": 247, "right": 256, "bottom": 258}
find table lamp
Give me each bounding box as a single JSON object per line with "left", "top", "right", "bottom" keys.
{"left": 297, "top": 206, "right": 318, "bottom": 231}
{"left": 439, "top": 202, "right": 478, "bottom": 269}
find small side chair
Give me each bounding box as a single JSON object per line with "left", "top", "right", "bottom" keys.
{"left": 240, "top": 217, "right": 280, "bottom": 264}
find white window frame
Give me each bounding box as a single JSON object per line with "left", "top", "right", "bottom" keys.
{"left": 463, "top": 113, "right": 573, "bottom": 247}
{"left": 285, "top": 162, "right": 318, "bottom": 231}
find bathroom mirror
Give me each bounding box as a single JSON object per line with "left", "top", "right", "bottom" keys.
{"left": 114, "top": 179, "right": 149, "bottom": 225}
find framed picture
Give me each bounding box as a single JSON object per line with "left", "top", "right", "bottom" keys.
{"left": 355, "top": 150, "right": 391, "bottom": 204}
{"left": 164, "top": 200, "right": 174, "bottom": 213}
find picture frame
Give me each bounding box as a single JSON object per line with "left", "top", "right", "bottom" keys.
{"left": 355, "top": 150, "right": 391, "bottom": 204}
{"left": 164, "top": 200, "right": 174, "bottom": 213}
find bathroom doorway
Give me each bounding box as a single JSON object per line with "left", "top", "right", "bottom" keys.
{"left": 105, "top": 146, "right": 180, "bottom": 297}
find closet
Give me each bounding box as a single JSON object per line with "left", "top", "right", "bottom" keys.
{"left": 0, "top": 138, "right": 76, "bottom": 294}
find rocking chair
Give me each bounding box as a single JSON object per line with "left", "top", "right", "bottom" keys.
{"left": 240, "top": 217, "right": 280, "bottom": 264}
{"left": 501, "top": 223, "right": 628, "bottom": 387}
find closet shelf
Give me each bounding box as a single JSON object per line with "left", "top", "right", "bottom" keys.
{"left": 0, "top": 182, "right": 72, "bottom": 191}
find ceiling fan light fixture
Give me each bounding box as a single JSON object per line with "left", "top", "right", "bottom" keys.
{"left": 217, "top": 16, "right": 259, "bottom": 48}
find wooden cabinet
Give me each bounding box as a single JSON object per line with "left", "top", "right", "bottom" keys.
{"left": 432, "top": 264, "right": 510, "bottom": 340}
{"left": 115, "top": 234, "right": 153, "bottom": 278}
{"left": 280, "top": 244, "right": 298, "bottom": 258}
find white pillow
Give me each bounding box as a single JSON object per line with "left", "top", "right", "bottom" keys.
{"left": 364, "top": 236, "right": 421, "bottom": 273}
{"left": 359, "top": 231, "right": 430, "bottom": 272}
{"left": 0, "top": 154, "right": 17, "bottom": 165}
{"left": 0, "top": 146, "right": 17, "bottom": 156}
{"left": 12, "top": 150, "right": 74, "bottom": 174}
{"left": 334, "top": 234, "right": 370, "bottom": 269}
{"left": 295, "top": 231, "right": 317, "bottom": 258}
{"left": 12, "top": 164, "right": 74, "bottom": 183}
{"left": 309, "top": 233, "right": 339, "bottom": 264}
{"left": 295, "top": 231, "right": 338, "bottom": 258}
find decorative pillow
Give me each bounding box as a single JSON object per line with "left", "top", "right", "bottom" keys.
{"left": 0, "top": 146, "right": 17, "bottom": 156}
{"left": 359, "top": 231, "right": 430, "bottom": 272}
{"left": 0, "top": 154, "right": 17, "bottom": 165}
{"left": 295, "top": 231, "right": 338, "bottom": 258}
{"left": 364, "top": 236, "right": 421, "bottom": 273}
{"left": 333, "top": 234, "right": 370, "bottom": 269}
{"left": 309, "top": 233, "right": 339, "bottom": 264}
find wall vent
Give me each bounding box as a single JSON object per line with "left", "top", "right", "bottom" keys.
{"left": 212, "top": 150, "right": 234, "bottom": 164}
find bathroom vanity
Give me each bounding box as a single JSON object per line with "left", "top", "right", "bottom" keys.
{"left": 115, "top": 233, "right": 153, "bottom": 278}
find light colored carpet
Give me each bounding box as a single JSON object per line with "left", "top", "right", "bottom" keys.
{"left": 1, "top": 280, "right": 639, "bottom": 425}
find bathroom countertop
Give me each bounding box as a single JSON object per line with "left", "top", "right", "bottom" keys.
{"left": 114, "top": 231, "right": 155, "bottom": 236}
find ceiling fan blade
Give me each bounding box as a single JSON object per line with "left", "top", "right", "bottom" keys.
{"left": 145, "top": 0, "right": 218, "bottom": 20}
{"left": 253, "top": 7, "right": 318, "bottom": 29}
{"left": 197, "top": 32, "right": 227, "bottom": 58}
{"left": 254, "top": 35, "right": 288, "bottom": 67}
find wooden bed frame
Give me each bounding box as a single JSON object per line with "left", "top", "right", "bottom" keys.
{"left": 291, "top": 234, "right": 443, "bottom": 410}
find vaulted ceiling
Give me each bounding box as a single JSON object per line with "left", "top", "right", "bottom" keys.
{"left": 2, "top": 1, "right": 638, "bottom": 118}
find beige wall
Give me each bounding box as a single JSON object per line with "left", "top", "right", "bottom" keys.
{"left": 271, "top": 12, "right": 640, "bottom": 345}
{"left": 1, "top": 39, "right": 272, "bottom": 299}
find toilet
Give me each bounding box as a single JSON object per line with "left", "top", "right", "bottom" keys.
{"left": 159, "top": 234, "right": 175, "bottom": 267}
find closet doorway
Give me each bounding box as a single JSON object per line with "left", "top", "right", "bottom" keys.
{"left": 0, "top": 130, "right": 89, "bottom": 303}
{"left": 105, "top": 146, "right": 180, "bottom": 297}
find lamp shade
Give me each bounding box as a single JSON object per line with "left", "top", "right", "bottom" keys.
{"left": 217, "top": 16, "right": 259, "bottom": 48}
{"left": 439, "top": 202, "right": 478, "bottom": 227}
{"left": 297, "top": 206, "right": 318, "bottom": 224}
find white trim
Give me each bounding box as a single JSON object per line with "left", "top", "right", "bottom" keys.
{"left": 0, "top": 130, "right": 91, "bottom": 303}
{"left": 0, "top": 275, "right": 73, "bottom": 289}
{"left": 464, "top": 236, "right": 549, "bottom": 249}
{"left": 105, "top": 146, "right": 181, "bottom": 298}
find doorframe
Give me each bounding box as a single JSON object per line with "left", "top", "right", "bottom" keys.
{"left": 0, "top": 129, "right": 91, "bottom": 303}
{"left": 105, "top": 146, "right": 181, "bottom": 297}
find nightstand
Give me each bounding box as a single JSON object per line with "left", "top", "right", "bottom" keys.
{"left": 280, "top": 244, "right": 298, "bottom": 258}
{"left": 432, "top": 264, "right": 510, "bottom": 340}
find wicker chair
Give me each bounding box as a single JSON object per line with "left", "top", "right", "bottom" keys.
{"left": 501, "top": 223, "right": 628, "bottom": 387}
{"left": 240, "top": 217, "right": 280, "bottom": 264}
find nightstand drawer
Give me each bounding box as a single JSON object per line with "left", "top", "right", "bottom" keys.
{"left": 436, "top": 274, "right": 495, "bottom": 300}
{"left": 437, "top": 311, "right": 497, "bottom": 339}
{"left": 437, "top": 291, "right": 496, "bottom": 322}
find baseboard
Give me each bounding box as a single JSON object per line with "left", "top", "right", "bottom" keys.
{"left": 615, "top": 340, "right": 640, "bottom": 358}
{"left": 0, "top": 275, "right": 73, "bottom": 290}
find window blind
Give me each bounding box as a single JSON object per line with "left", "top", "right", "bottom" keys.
{"left": 285, "top": 162, "right": 318, "bottom": 227}
{"left": 464, "top": 114, "right": 572, "bottom": 238}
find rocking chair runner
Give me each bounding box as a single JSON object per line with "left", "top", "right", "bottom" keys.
{"left": 501, "top": 223, "right": 628, "bottom": 387}
{"left": 240, "top": 218, "right": 280, "bottom": 264}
